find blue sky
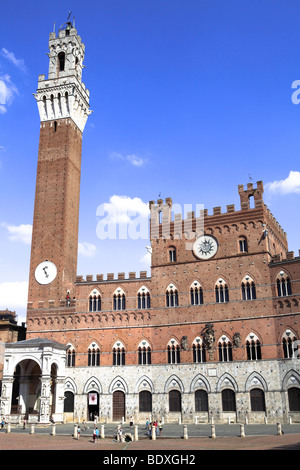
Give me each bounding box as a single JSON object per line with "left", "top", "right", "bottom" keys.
{"left": 0, "top": 0, "right": 299, "bottom": 323}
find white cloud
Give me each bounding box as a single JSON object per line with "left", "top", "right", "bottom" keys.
{"left": 96, "top": 195, "right": 150, "bottom": 240}
{"left": 97, "top": 195, "right": 149, "bottom": 224}
{"left": 0, "top": 281, "right": 28, "bottom": 323}
{"left": 140, "top": 250, "right": 151, "bottom": 267}
{"left": 110, "top": 152, "right": 148, "bottom": 167}
{"left": 78, "top": 242, "right": 97, "bottom": 257}
{"left": 126, "top": 154, "right": 147, "bottom": 167}
{"left": 2, "top": 223, "right": 32, "bottom": 244}
{"left": 265, "top": 171, "right": 300, "bottom": 195}
{"left": 1, "top": 48, "right": 27, "bottom": 73}
{"left": 0, "top": 74, "right": 19, "bottom": 113}
{"left": 0, "top": 281, "right": 28, "bottom": 309}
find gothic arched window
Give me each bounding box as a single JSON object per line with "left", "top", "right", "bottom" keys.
{"left": 192, "top": 337, "right": 206, "bottom": 363}
{"left": 282, "top": 330, "right": 298, "bottom": 359}
{"left": 218, "top": 335, "right": 233, "bottom": 362}
{"left": 215, "top": 279, "right": 229, "bottom": 303}
{"left": 276, "top": 272, "right": 292, "bottom": 297}
{"left": 66, "top": 344, "right": 76, "bottom": 367}
{"left": 167, "top": 339, "right": 180, "bottom": 364}
{"left": 113, "top": 341, "right": 126, "bottom": 366}
{"left": 138, "top": 340, "right": 152, "bottom": 365}
{"left": 241, "top": 276, "right": 256, "bottom": 301}
{"left": 246, "top": 333, "right": 262, "bottom": 360}
{"left": 88, "top": 343, "right": 100, "bottom": 366}
{"left": 190, "top": 281, "right": 204, "bottom": 306}
{"left": 113, "top": 288, "right": 126, "bottom": 311}
{"left": 89, "top": 290, "right": 101, "bottom": 312}
{"left": 166, "top": 284, "right": 179, "bottom": 307}
{"left": 137, "top": 286, "right": 151, "bottom": 309}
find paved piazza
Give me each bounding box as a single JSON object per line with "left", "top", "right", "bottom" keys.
{"left": 1, "top": 423, "right": 300, "bottom": 451}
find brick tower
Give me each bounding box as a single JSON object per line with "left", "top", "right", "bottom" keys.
{"left": 27, "top": 20, "right": 91, "bottom": 311}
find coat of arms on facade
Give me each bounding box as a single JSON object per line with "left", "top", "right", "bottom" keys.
{"left": 202, "top": 323, "right": 215, "bottom": 360}
{"left": 233, "top": 332, "right": 241, "bottom": 348}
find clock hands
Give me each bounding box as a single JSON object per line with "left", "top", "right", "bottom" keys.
{"left": 35, "top": 261, "right": 57, "bottom": 285}
{"left": 43, "top": 266, "right": 49, "bottom": 278}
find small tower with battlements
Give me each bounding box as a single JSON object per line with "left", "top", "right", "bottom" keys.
{"left": 238, "top": 181, "right": 264, "bottom": 210}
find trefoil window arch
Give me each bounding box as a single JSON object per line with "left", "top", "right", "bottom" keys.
{"left": 89, "top": 290, "right": 101, "bottom": 312}
{"left": 190, "top": 281, "right": 204, "bottom": 306}
{"left": 166, "top": 283, "right": 179, "bottom": 307}
{"left": 66, "top": 344, "right": 76, "bottom": 367}
{"left": 218, "top": 335, "right": 233, "bottom": 362}
{"left": 192, "top": 337, "right": 206, "bottom": 363}
{"left": 138, "top": 340, "right": 152, "bottom": 365}
{"left": 246, "top": 332, "right": 262, "bottom": 360}
{"left": 282, "top": 329, "right": 298, "bottom": 359}
{"left": 241, "top": 275, "right": 256, "bottom": 301}
{"left": 215, "top": 278, "right": 229, "bottom": 303}
{"left": 113, "top": 340, "right": 126, "bottom": 366}
{"left": 88, "top": 342, "right": 100, "bottom": 366}
{"left": 167, "top": 338, "right": 180, "bottom": 364}
{"left": 113, "top": 287, "right": 126, "bottom": 311}
{"left": 276, "top": 271, "right": 292, "bottom": 297}
{"left": 137, "top": 286, "right": 151, "bottom": 309}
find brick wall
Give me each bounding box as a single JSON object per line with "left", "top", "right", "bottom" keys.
{"left": 27, "top": 118, "right": 82, "bottom": 311}
{"left": 26, "top": 188, "right": 300, "bottom": 368}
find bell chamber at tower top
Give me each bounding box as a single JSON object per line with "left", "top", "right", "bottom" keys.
{"left": 33, "top": 22, "right": 92, "bottom": 133}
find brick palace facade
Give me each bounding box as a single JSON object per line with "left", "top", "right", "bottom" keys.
{"left": 1, "top": 21, "right": 299, "bottom": 425}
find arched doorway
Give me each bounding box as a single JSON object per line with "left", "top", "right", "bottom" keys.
{"left": 11, "top": 359, "right": 42, "bottom": 418}
{"left": 64, "top": 391, "right": 74, "bottom": 413}
{"left": 288, "top": 387, "right": 300, "bottom": 411}
{"left": 10, "top": 360, "right": 60, "bottom": 420}
{"left": 113, "top": 391, "right": 125, "bottom": 421}
{"left": 63, "top": 386, "right": 76, "bottom": 423}
{"left": 87, "top": 391, "right": 99, "bottom": 421}
{"left": 221, "top": 388, "right": 236, "bottom": 412}
{"left": 169, "top": 389, "right": 182, "bottom": 412}
{"left": 195, "top": 389, "right": 209, "bottom": 412}
{"left": 139, "top": 390, "right": 152, "bottom": 412}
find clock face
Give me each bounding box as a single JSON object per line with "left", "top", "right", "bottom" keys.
{"left": 35, "top": 261, "right": 57, "bottom": 285}
{"left": 193, "top": 235, "right": 218, "bottom": 260}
